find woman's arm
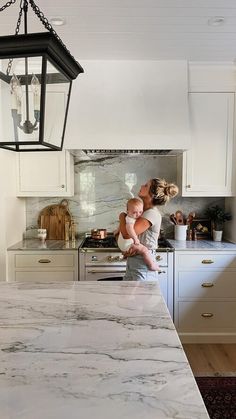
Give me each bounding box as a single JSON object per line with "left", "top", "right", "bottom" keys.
{"left": 119, "top": 212, "right": 151, "bottom": 238}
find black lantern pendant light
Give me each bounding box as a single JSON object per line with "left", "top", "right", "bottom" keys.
{"left": 0, "top": 0, "right": 84, "bottom": 151}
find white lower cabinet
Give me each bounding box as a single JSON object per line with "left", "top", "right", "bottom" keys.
{"left": 8, "top": 250, "right": 78, "bottom": 282}
{"left": 174, "top": 250, "right": 236, "bottom": 342}
{"left": 16, "top": 150, "right": 74, "bottom": 197}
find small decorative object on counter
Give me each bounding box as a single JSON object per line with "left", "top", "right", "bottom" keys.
{"left": 37, "top": 228, "right": 47, "bottom": 242}
{"left": 71, "top": 220, "right": 76, "bottom": 241}
{"left": 187, "top": 229, "right": 192, "bottom": 241}
{"left": 205, "top": 205, "right": 232, "bottom": 242}
{"left": 65, "top": 222, "right": 70, "bottom": 242}
{"left": 174, "top": 225, "right": 188, "bottom": 241}
{"left": 189, "top": 218, "right": 211, "bottom": 240}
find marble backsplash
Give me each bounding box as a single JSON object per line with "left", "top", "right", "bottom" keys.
{"left": 25, "top": 151, "right": 224, "bottom": 238}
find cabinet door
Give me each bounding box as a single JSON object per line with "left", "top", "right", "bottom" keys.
{"left": 17, "top": 150, "right": 74, "bottom": 197}
{"left": 181, "top": 92, "right": 234, "bottom": 197}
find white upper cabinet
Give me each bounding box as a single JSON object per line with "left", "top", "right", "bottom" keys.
{"left": 16, "top": 150, "right": 74, "bottom": 197}
{"left": 65, "top": 60, "right": 190, "bottom": 150}
{"left": 179, "top": 92, "right": 234, "bottom": 197}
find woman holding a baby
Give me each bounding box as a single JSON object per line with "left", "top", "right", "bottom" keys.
{"left": 118, "top": 178, "right": 178, "bottom": 280}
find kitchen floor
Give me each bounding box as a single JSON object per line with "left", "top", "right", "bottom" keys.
{"left": 183, "top": 344, "right": 236, "bottom": 375}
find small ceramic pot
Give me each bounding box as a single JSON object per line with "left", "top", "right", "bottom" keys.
{"left": 213, "top": 230, "right": 223, "bottom": 242}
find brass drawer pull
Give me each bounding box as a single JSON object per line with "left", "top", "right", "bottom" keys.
{"left": 201, "top": 313, "right": 213, "bottom": 318}
{"left": 38, "top": 259, "right": 51, "bottom": 264}
{"left": 156, "top": 255, "right": 163, "bottom": 261}
{"left": 201, "top": 259, "right": 214, "bottom": 264}
{"left": 201, "top": 282, "right": 214, "bottom": 288}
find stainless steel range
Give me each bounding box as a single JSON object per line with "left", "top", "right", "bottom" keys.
{"left": 79, "top": 234, "right": 174, "bottom": 317}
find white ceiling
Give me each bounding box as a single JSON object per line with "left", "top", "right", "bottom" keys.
{"left": 1, "top": 0, "right": 236, "bottom": 61}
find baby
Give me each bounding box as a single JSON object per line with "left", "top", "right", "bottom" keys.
{"left": 117, "top": 198, "right": 160, "bottom": 271}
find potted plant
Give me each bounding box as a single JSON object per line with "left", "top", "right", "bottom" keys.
{"left": 205, "top": 205, "right": 232, "bottom": 241}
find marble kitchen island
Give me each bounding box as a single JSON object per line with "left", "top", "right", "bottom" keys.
{"left": 0, "top": 281, "right": 209, "bottom": 419}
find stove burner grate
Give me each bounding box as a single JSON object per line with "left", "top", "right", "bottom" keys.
{"left": 81, "top": 235, "right": 173, "bottom": 250}
{"left": 81, "top": 236, "right": 118, "bottom": 249}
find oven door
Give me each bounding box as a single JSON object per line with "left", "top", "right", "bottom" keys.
{"left": 85, "top": 267, "right": 126, "bottom": 281}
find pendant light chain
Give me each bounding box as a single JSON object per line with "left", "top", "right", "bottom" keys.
{"left": 0, "top": 0, "right": 17, "bottom": 12}
{"left": 6, "top": 0, "right": 25, "bottom": 75}
{"left": 0, "top": 0, "right": 78, "bottom": 65}
{"left": 29, "top": 0, "right": 78, "bottom": 63}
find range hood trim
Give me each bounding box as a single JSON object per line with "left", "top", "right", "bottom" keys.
{"left": 81, "top": 149, "right": 184, "bottom": 156}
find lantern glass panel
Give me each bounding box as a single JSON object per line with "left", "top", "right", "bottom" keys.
{"left": 0, "top": 56, "right": 43, "bottom": 147}
{"left": 44, "top": 60, "right": 71, "bottom": 148}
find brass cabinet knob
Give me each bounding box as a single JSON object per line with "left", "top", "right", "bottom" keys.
{"left": 61, "top": 184, "right": 65, "bottom": 188}
{"left": 201, "top": 313, "right": 214, "bottom": 318}
{"left": 156, "top": 255, "right": 163, "bottom": 261}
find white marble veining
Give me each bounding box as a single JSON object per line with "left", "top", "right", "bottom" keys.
{"left": 25, "top": 151, "right": 224, "bottom": 237}
{"left": 0, "top": 281, "right": 209, "bottom": 419}
{"left": 169, "top": 239, "right": 236, "bottom": 250}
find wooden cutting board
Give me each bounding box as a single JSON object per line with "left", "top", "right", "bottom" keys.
{"left": 38, "top": 199, "right": 72, "bottom": 240}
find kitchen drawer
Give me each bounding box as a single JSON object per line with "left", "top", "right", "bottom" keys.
{"left": 178, "top": 301, "right": 236, "bottom": 332}
{"left": 178, "top": 271, "right": 236, "bottom": 299}
{"left": 178, "top": 253, "right": 236, "bottom": 269}
{"left": 15, "top": 271, "right": 76, "bottom": 282}
{"left": 15, "top": 254, "right": 75, "bottom": 268}
{"left": 85, "top": 267, "right": 126, "bottom": 281}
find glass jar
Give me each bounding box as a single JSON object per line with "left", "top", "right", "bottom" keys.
{"left": 37, "top": 228, "right": 47, "bottom": 241}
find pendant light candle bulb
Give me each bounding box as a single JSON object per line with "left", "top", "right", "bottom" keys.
{"left": 31, "top": 73, "right": 40, "bottom": 111}
{"left": 10, "top": 74, "right": 22, "bottom": 110}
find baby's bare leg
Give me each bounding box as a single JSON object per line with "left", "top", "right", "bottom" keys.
{"left": 131, "top": 244, "right": 161, "bottom": 271}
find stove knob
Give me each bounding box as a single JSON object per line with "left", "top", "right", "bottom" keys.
{"left": 91, "top": 255, "right": 98, "bottom": 261}
{"left": 107, "top": 256, "right": 114, "bottom": 262}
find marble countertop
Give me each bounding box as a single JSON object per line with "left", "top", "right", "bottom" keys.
{"left": 8, "top": 238, "right": 236, "bottom": 252}
{"left": 0, "top": 281, "right": 209, "bottom": 419}
{"left": 7, "top": 239, "right": 83, "bottom": 251}
{"left": 169, "top": 239, "right": 236, "bottom": 250}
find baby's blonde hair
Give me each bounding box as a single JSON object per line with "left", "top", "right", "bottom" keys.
{"left": 127, "top": 198, "right": 143, "bottom": 211}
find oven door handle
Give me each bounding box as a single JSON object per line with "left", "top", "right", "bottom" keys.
{"left": 87, "top": 269, "right": 127, "bottom": 274}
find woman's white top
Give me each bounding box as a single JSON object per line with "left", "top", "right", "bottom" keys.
{"left": 139, "top": 207, "right": 162, "bottom": 250}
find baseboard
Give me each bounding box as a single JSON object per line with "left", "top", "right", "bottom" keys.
{"left": 194, "top": 372, "right": 236, "bottom": 377}
{"left": 179, "top": 333, "right": 236, "bottom": 343}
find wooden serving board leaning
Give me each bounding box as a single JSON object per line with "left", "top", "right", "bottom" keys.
{"left": 38, "top": 199, "right": 72, "bottom": 240}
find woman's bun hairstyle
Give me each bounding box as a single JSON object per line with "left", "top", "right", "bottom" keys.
{"left": 164, "top": 183, "right": 179, "bottom": 199}
{"left": 150, "top": 178, "right": 179, "bottom": 206}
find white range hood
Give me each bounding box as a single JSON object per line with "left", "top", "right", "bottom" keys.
{"left": 66, "top": 60, "right": 190, "bottom": 151}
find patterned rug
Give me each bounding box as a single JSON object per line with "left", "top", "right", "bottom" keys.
{"left": 196, "top": 377, "right": 236, "bottom": 419}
